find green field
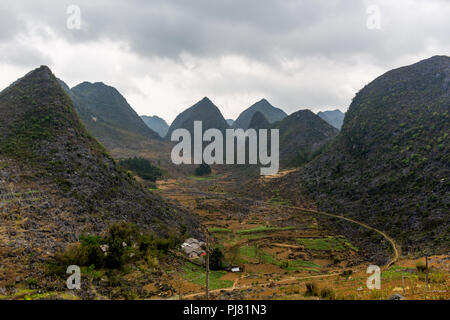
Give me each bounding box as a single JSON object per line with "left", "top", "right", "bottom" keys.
{"left": 236, "top": 226, "right": 295, "bottom": 234}
{"left": 297, "top": 236, "right": 358, "bottom": 252}
{"left": 182, "top": 262, "right": 233, "bottom": 290}
{"left": 208, "top": 227, "right": 232, "bottom": 233}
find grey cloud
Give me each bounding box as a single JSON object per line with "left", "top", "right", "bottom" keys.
{"left": 2, "top": 0, "right": 449, "bottom": 64}
{"left": 0, "top": 42, "right": 51, "bottom": 68}
{"left": 0, "top": 0, "right": 448, "bottom": 119}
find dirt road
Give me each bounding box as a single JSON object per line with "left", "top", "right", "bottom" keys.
{"left": 284, "top": 206, "right": 400, "bottom": 268}
{"left": 182, "top": 272, "right": 341, "bottom": 299}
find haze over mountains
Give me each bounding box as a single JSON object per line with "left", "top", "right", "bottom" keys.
{"left": 317, "top": 109, "right": 345, "bottom": 130}
{"left": 280, "top": 55, "right": 450, "bottom": 254}
{"left": 141, "top": 115, "right": 169, "bottom": 138}
{"left": 56, "top": 76, "right": 344, "bottom": 153}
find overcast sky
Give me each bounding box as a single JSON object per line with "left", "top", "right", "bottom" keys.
{"left": 0, "top": 0, "right": 449, "bottom": 123}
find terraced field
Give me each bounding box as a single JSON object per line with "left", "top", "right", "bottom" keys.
{"left": 152, "top": 170, "right": 449, "bottom": 300}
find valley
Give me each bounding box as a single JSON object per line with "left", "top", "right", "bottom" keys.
{"left": 146, "top": 168, "right": 449, "bottom": 300}
{"left": 0, "top": 56, "right": 448, "bottom": 301}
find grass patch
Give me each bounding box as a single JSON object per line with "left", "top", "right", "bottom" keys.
{"left": 290, "top": 260, "right": 322, "bottom": 268}
{"left": 259, "top": 251, "right": 280, "bottom": 266}
{"left": 208, "top": 227, "right": 232, "bottom": 233}
{"left": 182, "top": 262, "right": 233, "bottom": 290}
{"left": 236, "top": 226, "right": 295, "bottom": 235}
{"left": 297, "top": 236, "right": 357, "bottom": 252}
{"left": 381, "top": 266, "right": 414, "bottom": 280}
{"left": 238, "top": 245, "right": 257, "bottom": 260}
{"left": 238, "top": 234, "right": 270, "bottom": 240}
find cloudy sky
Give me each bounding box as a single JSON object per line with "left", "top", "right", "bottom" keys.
{"left": 0, "top": 0, "right": 449, "bottom": 123}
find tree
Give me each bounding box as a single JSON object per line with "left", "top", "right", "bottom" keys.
{"left": 195, "top": 163, "right": 211, "bottom": 176}
{"left": 209, "top": 247, "right": 224, "bottom": 270}
{"left": 119, "top": 157, "right": 162, "bottom": 182}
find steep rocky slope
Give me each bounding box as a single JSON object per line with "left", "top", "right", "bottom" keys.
{"left": 275, "top": 110, "right": 339, "bottom": 167}
{"left": 60, "top": 80, "right": 160, "bottom": 149}
{"left": 283, "top": 56, "right": 450, "bottom": 255}
{"left": 0, "top": 66, "right": 200, "bottom": 283}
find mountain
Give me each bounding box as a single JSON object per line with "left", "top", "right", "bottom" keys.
{"left": 0, "top": 66, "right": 199, "bottom": 276}
{"left": 141, "top": 115, "right": 169, "bottom": 138}
{"left": 248, "top": 111, "right": 270, "bottom": 130}
{"left": 165, "top": 97, "right": 229, "bottom": 140}
{"left": 317, "top": 109, "right": 345, "bottom": 130}
{"left": 286, "top": 56, "right": 450, "bottom": 255}
{"left": 61, "top": 81, "right": 160, "bottom": 149}
{"left": 274, "top": 110, "right": 339, "bottom": 167}
{"left": 226, "top": 119, "right": 235, "bottom": 126}
{"left": 233, "top": 99, "right": 287, "bottom": 129}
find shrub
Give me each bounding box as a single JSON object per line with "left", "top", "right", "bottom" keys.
{"left": 26, "top": 278, "right": 38, "bottom": 286}
{"left": 429, "top": 271, "right": 446, "bottom": 283}
{"left": 195, "top": 163, "right": 211, "bottom": 176}
{"left": 304, "top": 281, "right": 320, "bottom": 296}
{"left": 48, "top": 222, "right": 177, "bottom": 274}
{"left": 210, "top": 247, "right": 224, "bottom": 270}
{"left": 79, "top": 235, "right": 104, "bottom": 268}
{"left": 155, "top": 238, "right": 172, "bottom": 254}
{"left": 341, "top": 269, "right": 353, "bottom": 277}
{"left": 319, "top": 287, "right": 336, "bottom": 300}
{"left": 119, "top": 157, "right": 162, "bottom": 182}
{"left": 416, "top": 261, "right": 427, "bottom": 273}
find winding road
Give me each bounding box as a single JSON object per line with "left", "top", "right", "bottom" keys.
{"left": 162, "top": 176, "right": 402, "bottom": 299}
{"left": 283, "top": 205, "right": 400, "bottom": 268}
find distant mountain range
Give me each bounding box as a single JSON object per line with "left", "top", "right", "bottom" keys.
{"left": 317, "top": 109, "right": 345, "bottom": 129}
{"left": 165, "top": 97, "right": 342, "bottom": 168}
{"left": 141, "top": 115, "right": 169, "bottom": 138}
{"left": 57, "top": 78, "right": 342, "bottom": 155}
{"left": 233, "top": 98, "right": 287, "bottom": 129}
{"left": 59, "top": 80, "right": 160, "bottom": 149}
